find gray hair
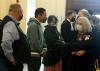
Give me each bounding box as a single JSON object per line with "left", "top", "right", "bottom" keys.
{"left": 78, "top": 9, "right": 90, "bottom": 19}
{"left": 9, "top": 3, "right": 22, "bottom": 12}
{"left": 91, "top": 15, "right": 100, "bottom": 30}
{"left": 75, "top": 17, "right": 92, "bottom": 33}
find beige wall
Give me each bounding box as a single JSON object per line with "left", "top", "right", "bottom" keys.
{"left": 36, "top": 0, "right": 66, "bottom": 32}
{"left": 0, "top": 0, "right": 16, "bottom": 19}
{"left": 36, "top": 0, "right": 66, "bottom": 17}
{"left": 18, "top": 0, "right": 27, "bottom": 32}
{"left": 0, "top": 0, "right": 27, "bottom": 32}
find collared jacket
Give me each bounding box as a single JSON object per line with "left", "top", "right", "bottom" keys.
{"left": 27, "top": 18, "right": 46, "bottom": 53}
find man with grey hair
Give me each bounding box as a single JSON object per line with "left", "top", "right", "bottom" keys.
{"left": 0, "top": 3, "right": 30, "bottom": 71}
{"left": 75, "top": 17, "right": 92, "bottom": 33}
{"left": 78, "top": 9, "right": 90, "bottom": 19}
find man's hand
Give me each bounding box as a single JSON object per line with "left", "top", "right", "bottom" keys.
{"left": 76, "top": 50, "right": 86, "bottom": 56}
{"left": 40, "top": 48, "right": 47, "bottom": 57}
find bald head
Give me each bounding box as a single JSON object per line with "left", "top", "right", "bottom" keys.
{"left": 9, "top": 4, "right": 22, "bottom": 12}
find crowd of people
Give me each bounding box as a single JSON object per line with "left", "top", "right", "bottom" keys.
{"left": 0, "top": 3, "right": 100, "bottom": 71}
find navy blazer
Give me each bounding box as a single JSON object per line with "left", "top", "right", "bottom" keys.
{"left": 61, "top": 19, "right": 77, "bottom": 43}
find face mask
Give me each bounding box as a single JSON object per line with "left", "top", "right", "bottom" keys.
{"left": 76, "top": 25, "right": 82, "bottom": 32}
{"left": 18, "top": 15, "right": 23, "bottom": 21}
{"left": 50, "top": 23, "right": 57, "bottom": 27}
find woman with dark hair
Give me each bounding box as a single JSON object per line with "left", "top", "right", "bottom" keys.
{"left": 43, "top": 15, "right": 65, "bottom": 71}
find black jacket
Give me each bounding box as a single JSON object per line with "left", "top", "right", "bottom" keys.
{"left": 61, "top": 19, "right": 77, "bottom": 43}
{"left": 71, "top": 34, "right": 96, "bottom": 63}
{"left": 43, "top": 25, "right": 66, "bottom": 66}
{"left": 91, "top": 29, "right": 100, "bottom": 58}
{"left": 0, "top": 16, "right": 31, "bottom": 63}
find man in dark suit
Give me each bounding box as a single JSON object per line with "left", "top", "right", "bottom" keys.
{"left": 61, "top": 10, "right": 77, "bottom": 71}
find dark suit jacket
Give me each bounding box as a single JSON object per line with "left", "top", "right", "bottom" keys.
{"left": 61, "top": 19, "right": 77, "bottom": 71}
{"left": 61, "top": 19, "right": 77, "bottom": 43}
{"left": 43, "top": 25, "right": 66, "bottom": 66}
{"left": 91, "top": 29, "right": 100, "bottom": 58}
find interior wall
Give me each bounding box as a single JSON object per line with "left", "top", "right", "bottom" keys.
{"left": 0, "top": 0, "right": 16, "bottom": 19}
{"left": 26, "top": 0, "right": 36, "bottom": 23}
{"left": 18, "top": 0, "right": 27, "bottom": 32}
{"left": 36, "top": 0, "right": 66, "bottom": 16}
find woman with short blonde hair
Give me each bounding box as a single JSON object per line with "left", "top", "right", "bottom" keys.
{"left": 71, "top": 16, "right": 96, "bottom": 71}
{"left": 75, "top": 17, "right": 92, "bottom": 33}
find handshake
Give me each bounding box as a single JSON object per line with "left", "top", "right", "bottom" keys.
{"left": 31, "top": 48, "right": 47, "bottom": 57}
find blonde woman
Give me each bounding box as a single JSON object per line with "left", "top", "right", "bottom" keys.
{"left": 71, "top": 17, "right": 96, "bottom": 71}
